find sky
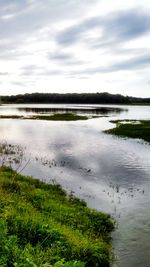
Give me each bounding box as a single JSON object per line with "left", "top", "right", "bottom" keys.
{"left": 0, "top": 0, "right": 150, "bottom": 97}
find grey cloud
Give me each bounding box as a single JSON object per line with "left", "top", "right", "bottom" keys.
{"left": 21, "top": 64, "right": 63, "bottom": 76}
{"left": 21, "top": 64, "right": 43, "bottom": 76}
{"left": 0, "top": 0, "right": 97, "bottom": 39}
{"left": 69, "top": 54, "right": 150, "bottom": 76}
{"left": 56, "top": 24, "right": 84, "bottom": 46}
{"left": 111, "top": 55, "right": 150, "bottom": 72}
{"left": 56, "top": 9, "right": 150, "bottom": 47}
{"left": 11, "top": 81, "right": 26, "bottom": 87}
{"left": 0, "top": 39, "right": 27, "bottom": 60}
{"left": 49, "top": 51, "right": 74, "bottom": 61}
{"left": 105, "top": 10, "right": 150, "bottom": 40}
{"left": 0, "top": 0, "right": 98, "bottom": 60}
{"left": 56, "top": 17, "right": 102, "bottom": 46}
{"left": 91, "top": 10, "right": 150, "bottom": 49}
{"left": 0, "top": 72, "right": 9, "bottom": 75}
{"left": 22, "top": 64, "right": 38, "bottom": 71}
{"left": 37, "top": 69, "right": 63, "bottom": 76}
{"left": 48, "top": 51, "right": 83, "bottom": 65}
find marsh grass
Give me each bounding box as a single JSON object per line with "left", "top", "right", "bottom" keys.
{"left": 0, "top": 166, "right": 114, "bottom": 267}
{"left": 0, "top": 115, "right": 23, "bottom": 119}
{"left": 32, "top": 113, "right": 89, "bottom": 121}
{"left": 0, "top": 142, "right": 24, "bottom": 168}
{"left": 105, "top": 120, "right": 150, "bottom": 143}
{"left": 0, "top": 113, "right": 88, "bottom": 121}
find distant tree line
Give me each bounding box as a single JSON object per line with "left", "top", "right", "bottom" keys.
{"left": 1, "top": 92, "right": 150, "bottom": 104}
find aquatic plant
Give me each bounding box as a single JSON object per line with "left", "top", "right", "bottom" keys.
{"left": 105, "top": 120, "right": 150, "bottom": 143}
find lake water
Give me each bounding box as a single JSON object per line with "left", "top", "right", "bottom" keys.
{"left": 0, "top": 104, "right": 150, "bottom": 267}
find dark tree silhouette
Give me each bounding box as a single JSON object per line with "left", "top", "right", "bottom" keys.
{"left": 1, "top": 92, "right": 150, "bottom": 104}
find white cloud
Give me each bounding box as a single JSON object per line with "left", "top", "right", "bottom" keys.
{"left": 0, "top": 0, "right": 150, "bottom": 97}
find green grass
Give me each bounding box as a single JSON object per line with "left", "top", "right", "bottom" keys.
{"left": 0, "top": 166, "right": 114, "bottom": 267}
{"left": 130, "top": 103, "right": 150, "bottom": 106}
{"left": 105, "top": 120, "right": 150, "bottom": 143}
{"left": 32, "top": 113, "right": 88, "bottom": 121}
{"left": 0, "top": 113, "right": 88, "bottom": 121}
{"left": 0, "top": 115, "right": 23, "bottom": 119}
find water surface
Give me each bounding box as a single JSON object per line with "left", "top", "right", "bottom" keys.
{"left": 0, "top": 104, "right": 150, "bottom": 267}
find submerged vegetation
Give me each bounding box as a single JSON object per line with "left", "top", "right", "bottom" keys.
{"left": 0, "top": 113, "right": 88, "bottom": 121}
{"left": 105, "top": 120, "right": 150, "bottom": 143}
{"left": 0, "top": 166, "right": 114, "bottom": 267}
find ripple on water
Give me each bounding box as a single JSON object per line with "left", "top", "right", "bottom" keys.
{"left": 0, "top": 104, "right": 150, "bottom": 267}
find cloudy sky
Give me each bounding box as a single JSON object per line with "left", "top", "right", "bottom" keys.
{"left": 0, "top": 0, "right": 150, "bottom": 97}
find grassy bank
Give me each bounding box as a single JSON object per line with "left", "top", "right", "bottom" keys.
{"left": 0, "top": 166, "right": 114, "bottom": 267}
{"left": 105, "top": 120, "right": 150, "bottom": 143}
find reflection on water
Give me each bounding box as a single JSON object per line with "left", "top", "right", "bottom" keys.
{"left": 0, "top": 104, "right": 150, "bottom": 267}
{"left": 17, "top": 106, "right": 126, "bottom": 116}
{"left": 0, "top": 104, "right": 127, "bottom": 116}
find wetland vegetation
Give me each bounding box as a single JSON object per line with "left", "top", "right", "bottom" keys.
{"left": 0, "top": 113, "right": 89, "bottom": 121}
{"left": 105, "top": 120, "right": 150, "bottom": 143}
{"left": 0, "top": 103, "right": 150, "bottom": 267}
{"left": 0, "top": 166, "right": 114, "bottom": 267}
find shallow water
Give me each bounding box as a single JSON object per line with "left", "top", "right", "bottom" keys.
{"left": 0, "top": 104, "right": 150, "bottom": 267}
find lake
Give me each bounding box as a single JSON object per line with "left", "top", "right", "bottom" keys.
{"left": 0, "top": 104, "right": 150, "bottom": 267}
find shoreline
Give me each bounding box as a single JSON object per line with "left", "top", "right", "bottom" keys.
{"left": 0, "top": 166, "right": 114, "bottom": 267}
